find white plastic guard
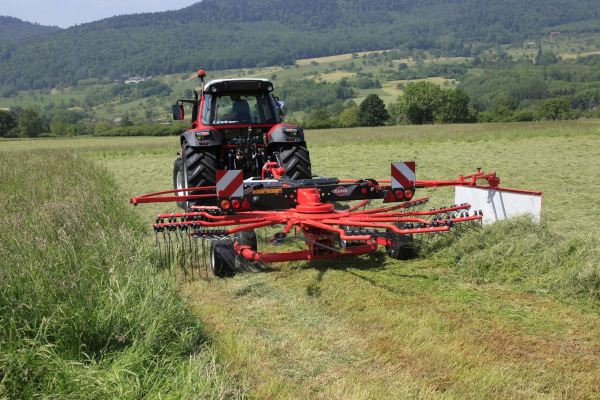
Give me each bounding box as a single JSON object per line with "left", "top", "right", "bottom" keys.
{"left": 455, "top": 186, "right": 542, "bottom": 225}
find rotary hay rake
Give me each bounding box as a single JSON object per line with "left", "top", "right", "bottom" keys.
{"left": 131, "top": 162, "right": 507, "bottom": 277}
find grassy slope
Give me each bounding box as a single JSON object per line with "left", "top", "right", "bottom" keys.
{"left": 0, "top": 150, "right": 243, "bottom": 398}
{"left": 2, "top": 120, "right": 599, "bottom": 398}
{"left": 3, "top": 32, "right": 599, "bottom": 123}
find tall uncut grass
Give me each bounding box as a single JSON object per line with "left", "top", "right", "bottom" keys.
{"left": 0, "top": 151, "right": 243, "bottom": 399}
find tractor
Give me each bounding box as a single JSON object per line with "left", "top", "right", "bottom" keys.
{"left": 172, "top": 70, "right": 311, "bottom": 210}
{"left": 130, "top": 70, "right": 541, "bottom": 277}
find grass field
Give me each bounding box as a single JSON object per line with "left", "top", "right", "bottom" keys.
{"left": 1, "top": 120, "right": 600, "bottom": 398}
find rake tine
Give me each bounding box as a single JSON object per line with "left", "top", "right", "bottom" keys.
{"left": 155, "top": 230, "right": 162, "bottom": 268}
{"left": 202, "top": 236, "right": 208, "bottom": 278}
{"left": 162, "top": 230, "right": 169, "bottom": 269}
{"left": 166, "top": 229, "right": 172, "bottom": 271}
{"left": 179, "top": 229, "right": 187, "bottom": 277}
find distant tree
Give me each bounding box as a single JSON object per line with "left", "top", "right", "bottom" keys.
{"left": 358, "top": 94, "right": 388, "bottom": 126}
{"left": 304, "top": 105, "right": 333, "bottom": 129}
{"left": 535, "top": 98, "right": 572, "bottom": 121}
{"left": 356, "top": 77, "right": 374, "bottom": 89}
{"left": 535, "top": 45, "right": 558, "bottom": 66}
{"left": 393, "top": 81, "right": 444, "bottom": 124}
{"left": 0, "top": 110, "right": 17, "bottom": 137}
{"left": 119, "top": 113, "right": 134, "bottom": 127}
{"left": 15, "top": 107, "right": 44, "bottom": 137}
{"left": 438, "top": 88, "right": 472, "bottom": 123}
{"left": 271, "top": 73, "right": 277, "bottom": 80}
{"left": 337, "top": 106, "right": 360, "bottom": 128}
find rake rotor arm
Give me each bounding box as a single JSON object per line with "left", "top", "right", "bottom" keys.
{"left": 133, "top": 162, "right": 498, "bottom": 268}
{"left": 416, "top": 171, "right": 499, "bottom": 188}
{"left": 235, "top": 241, "right": 378, "bottom": 263}
{"left": 131, "top": 186, "right": 217, "bottom": 205}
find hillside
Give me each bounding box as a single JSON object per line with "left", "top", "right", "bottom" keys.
{"left": 0, "top": 16, "right": 61, "bottom": 41}
{"left": 2, "top": 0, "right": 600, "bottom": 90}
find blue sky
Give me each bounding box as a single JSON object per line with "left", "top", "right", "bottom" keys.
{"left": 0, "top": 0, "right": 200, "bottom": 28}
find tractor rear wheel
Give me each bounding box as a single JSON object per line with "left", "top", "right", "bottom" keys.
{"left": 173, "top": 158, "right": 186, "bottom": 209}
{"left": 385, "top": 223, "right": 416, "bottom": 260}
{"left": 210, "top": 238, "right": 236, "bottom": 277}
{"left": 174, "top": 141, "right": 218, "bottom": 210}
{"left": 274, "top": 143, "right": 312, "bottom": 180}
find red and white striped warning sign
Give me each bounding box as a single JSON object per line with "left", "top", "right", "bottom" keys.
{"left": 216, "top": 170, "right": 244, "bottom": 198}
{"left": 391, "top": 162, "right": 416, "bottom": 189}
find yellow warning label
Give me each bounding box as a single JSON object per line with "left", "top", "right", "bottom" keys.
{"left": 253, "top": 188, "right": 283, "bottom": 194}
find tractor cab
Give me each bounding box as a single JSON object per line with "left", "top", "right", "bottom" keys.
{"left": 201, "top": 79, "right": 280, "bottom": 126}
{"left": 171, "top": 71, "right": 312, "bottom": 210}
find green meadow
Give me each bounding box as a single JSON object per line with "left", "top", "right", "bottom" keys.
{"left": 1, "top": 120, "right": 599, "bottom": 398}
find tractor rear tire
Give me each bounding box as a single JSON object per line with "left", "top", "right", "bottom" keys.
{"left": 385, "top": 223, "right": 416, "bottom": 260}
{"left": 183, "top": 141, "right": 218, "bottom": 189}
{"left": 173, "top": 158, "right": 186, "bottom": 209}
{"left": 174, "top": 141, "right": 218, "bottom": 210}
{"left": 276, "top": 143, "right": 312, "bottom": 180}
{"left": 210, "top": 238, "right": 236, "bottom": 277}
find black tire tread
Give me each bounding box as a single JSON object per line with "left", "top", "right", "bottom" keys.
{"left": 183, "top": 142, "right": 217, "bottom": 190}
{"left": 173, "top": 158, "right": 185, "bottom": 209}
{"left": 385, "top": 223, "right": 416, "bottom": 260}
{"left": 233, "top": 230, "right": 258, "bottom": 272}
{"left": 210, "top": 239, "right": 235, "bottom": 277}
{"left": 278, "top": 144, "right": 312, "bottom": 180}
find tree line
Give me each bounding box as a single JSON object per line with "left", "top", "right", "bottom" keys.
{"left": 2, "top": 0, "right": 600, "bottom": 91}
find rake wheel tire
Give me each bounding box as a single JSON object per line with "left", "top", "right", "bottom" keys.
{"left": 234, "top": 230, "right": 257, "bottom": 251}
{"left": 385, "top": 223, "right": 416, "bottom": 260}
{"left": 275, "top": 143, "right": 312, "bottom": 180}
{"left": 339, "top": 225, "right": 360, "bottom": 248}
{"left": 234, "top": 230, "right": 258, "bottom": 272}
{"left": 210, "top": 239, "right": 236, "bottom": 277}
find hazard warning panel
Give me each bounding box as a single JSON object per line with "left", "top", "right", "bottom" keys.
{"left": 391, "top": 162, "right": 415, "bottom": 189}
{"left": 216, "top": 170, "right": 244, "bottom": 198}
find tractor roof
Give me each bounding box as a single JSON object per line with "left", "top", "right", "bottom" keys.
{"left": 203, "top": 78, "right": 273, "bottom": 94}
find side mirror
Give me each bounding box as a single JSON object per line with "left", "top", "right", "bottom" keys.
{"left": 276, "top": 100, "right": 285, "bottom": 116}
{"left": 172, "top": 104, "right": 184, "bottom": 120}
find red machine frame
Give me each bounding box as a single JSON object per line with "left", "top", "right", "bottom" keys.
{"left": 131, "top": 164, "right": 498, "bottom": 264}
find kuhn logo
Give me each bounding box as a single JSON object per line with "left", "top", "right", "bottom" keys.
{"left": 332, "top": 186, "right": 350, "bottom": 196}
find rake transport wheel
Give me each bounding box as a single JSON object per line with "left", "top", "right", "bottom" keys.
{"left": 339, "top": 226, "right": 361, "bottom": 248}
{"left": 385, "top": 222, "right": 416, "bottom": 260}
{"left": 174, "top": 140, "right": 218, "bottom": 210}
{"left": 233, "top": 230, "right": 258, "bottom": 272}
{"left": 210, "top": 238, "right": 236, "bottom": 277}
{"left": 273, "top": 143, "right": 312, "bottom": 180}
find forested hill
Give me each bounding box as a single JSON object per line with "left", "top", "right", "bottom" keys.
{"left": 2, "top": 0, "right": 600, "bottom": 90}
{"left": 0, "top": 16, "right": 61, "bottom": 41}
